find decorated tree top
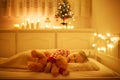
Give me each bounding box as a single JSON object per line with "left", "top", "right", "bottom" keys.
{"left": 55, "top": 0, "right": 74, "bottom": 21}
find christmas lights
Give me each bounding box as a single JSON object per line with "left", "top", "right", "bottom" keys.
{"left": 55, "top": 0, "right": 74, "bottom": 25}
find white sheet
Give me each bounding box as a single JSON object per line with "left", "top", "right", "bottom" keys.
{"left": 0, "top": 58, "right": 119, "bottom": 79}
{"left": 0, "top": 49, "right": 92, "bottom": 69}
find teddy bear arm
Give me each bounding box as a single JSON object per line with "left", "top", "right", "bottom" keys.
{"left": 51, "top": 63, "right": 59, "bottom": 77}
{"left": 37, "top": 58, "right": 47, "bottom": 66}
{"left": 62, "top": 70, "right": 70, "bottom": 76}
{"left": 28, "top": 62, "right": 44, "bottom": 72}
{"left": 44, "top": 62, "right": 52, "bottom": 73}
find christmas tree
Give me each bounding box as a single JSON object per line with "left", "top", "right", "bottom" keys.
{"left": 55, "top": 0, "right": 74, "bottom": 25}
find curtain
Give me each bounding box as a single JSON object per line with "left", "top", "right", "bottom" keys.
{"left": 0, "top": 0, "right": 92, "bottom": 29}
{"left": 0, "top": 0, "right": 58, "bottom": 17}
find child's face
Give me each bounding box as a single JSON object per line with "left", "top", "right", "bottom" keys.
{"left": 67, "top": 53, "right": 76, "bottom": 63}
{"left": 74, "top": 53, "right": 84, "bottom": 63}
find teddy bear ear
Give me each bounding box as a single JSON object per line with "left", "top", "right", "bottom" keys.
{"left": 44, "top": 51, "right": 52, "bottom": 57}
{"left": 56, "top": 55, "right": 63, "bottom": 60}
{"left": 37, "top": 52, "right": 46, "bottom": 58}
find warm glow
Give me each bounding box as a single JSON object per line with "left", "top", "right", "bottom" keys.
{"left": 101, "top": 35, "right": 106, "bottom": 40}
{"left": 45, "top": 17, "right": 51, "bottom": 29}
{"left": 106, "top": 33, "right": 111, "bottom": 37}
{"left": 93, "top": 33, "right": 97, "bottom": 36}
{"left": 110, "top": 37, "right": 119, "bottom": 42}
{"left": 14, "top": 15, "right": 76, "bottom": 30}
{"left": 17, "top": 17, "right": 77, "bottom": 30}
{"left": 14, "top": 24, "right": 20, "bottom": 29}
{"left": 26, "top": 18, "right": 30, "bottom": 22}
{"left": 19, "top": 17, "right": 42, "bottom": 29}
{"left": 92, "top": 43, "right": 96, "bottom": 47}
{"left": 53, "top": 26, "right": 62, "bottom": 29}
{"left": 21, "top": 23, "right": 25, "bottom": 29}
{"left": 97, "top": 48, "right": 101, "bottom": 51}
{"left": 98, "top": 34, "right": 102, "bottom": 38}
{"left": 107, "top": 43, "right": 114, "bottom": 48}
{"left": 94, "top": 33, "right": 120, "bottom": 54}
{"left": 67, "top": 26, "right": 74, "bottom": 29}
{"left": 37, "top": 19, "right": 40, "bottom": 22}
{"left": 31, "top": 21, "right": 35, "bottom": 29}
{"left": 45, "top": 23, "right": 51, "bottom": 29}
{"left": 97, "top": 47, "right": 106, "bottom": 52}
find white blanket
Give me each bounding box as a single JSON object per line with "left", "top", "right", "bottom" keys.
{"left": 0, "top": 54, "right": 119, "bottom": 79}
{"left": 0, "top": 50, "right": 32, "bottom": 69}
{"left": 0, "top": 50, "right": 99, "bottom": 72}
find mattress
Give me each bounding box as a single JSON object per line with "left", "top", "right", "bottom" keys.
{"left": 0, "top": 58, "right": 119, "bottom": 80}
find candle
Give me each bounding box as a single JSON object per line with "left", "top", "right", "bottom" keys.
{"left": 26, "top": 18, "right": 30, "bottom": 29}
{"left": 36, "top": 19, "right": 40, "bottom": 29}
{"left": 45, "top": 23, "right": 51, "bottom": 28}
{"left": 21, "top": 23, "right": 25, "bottom": 29}
{"left": 67, "top": 26, "right": 74, "bottom": 29}
{"left": 26, "top": 21, "right": 29, "bottom": 29}
{"left": 45, "top": 17, "right": 51, "bottom": 29}
{"left": 62, "top": 25, "right": 66, "bottom": 29}
{"left": 53, "top": 26, "right": 62, "bottom": 29}
{"left": 14, "top": 24, "right": 20, "bottom": 29}
{"left": 31, "top": 21, "right": 34, "bottom": 29}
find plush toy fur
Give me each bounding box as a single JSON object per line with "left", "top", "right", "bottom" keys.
{"left": 55, "top": 55, "right": 70, "bottom": 76}
{"left": 44, "top": 49, "right": 70, "bottom": 77}
{"left": 27, "top": 50, "right": 51, "bottom": 72}
{"left": 28, "top": 49, "right": 70, "bottom": 77}
{"left": 45, "top": 55, "right": 69, "bottom": 77}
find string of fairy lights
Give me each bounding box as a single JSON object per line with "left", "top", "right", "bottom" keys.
{"left": 92, "top": 32, "right": 119, "bottom": 54}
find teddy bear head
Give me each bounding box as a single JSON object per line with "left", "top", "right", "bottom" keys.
{"left": 55, "top": 55, "right": 68, "bottom": 69}
{"left": 44, "top": 51, "right": 70, "bottom": 77}
{"left": 28, "top": 50, "right": 51, "bottom": 72}
{"left": 54, "top": 55, "right": 70, "bottom": 76}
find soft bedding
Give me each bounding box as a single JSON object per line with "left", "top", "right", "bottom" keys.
{"left": 68, "top": 60, "right": 99, "bottom": 71}
{"left": 0, "top": 50, "right": 120, "bottom": 79}
{"left": 0, "top": 58, "right": 119, "bottom": 79}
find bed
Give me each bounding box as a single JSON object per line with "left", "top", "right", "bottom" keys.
{"left": 0, "top": 30, "right": 120, "bottom": 80}
{"left": 0, "top": 49, "right": 120, "bottom": 80}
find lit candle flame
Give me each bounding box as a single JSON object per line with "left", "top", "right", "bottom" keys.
{"left": 14, "top": 24, "right": 20, "bottom": 29}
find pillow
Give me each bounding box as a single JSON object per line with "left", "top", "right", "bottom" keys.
{"left": 67, "top": 60, "right": 99, "bottom": 71}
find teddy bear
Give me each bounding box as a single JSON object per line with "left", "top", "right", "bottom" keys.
{"left": 44, "top": 49, "right": 70, "bottom": 77}
{"left": 27, "top": 49, "right": 70, "bottom": 77}
{"left": 27, "top": 50, "right": 52, "bottom": 72}
{"left": 53, "top": 55, "right": 70, "bottom": 76}
{"left": 67, "top": 50, "right": 88, "bottom": 63}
